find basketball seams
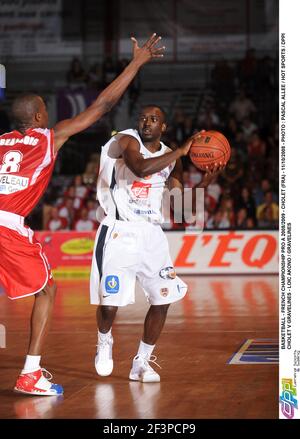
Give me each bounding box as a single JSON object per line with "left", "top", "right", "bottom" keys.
{"left": 190, "top": 131, "right": 230, "bottom": 169}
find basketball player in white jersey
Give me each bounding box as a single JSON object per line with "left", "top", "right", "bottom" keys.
{"left": 0, "top": 34, "right": 164, "bottom": 395}
{"left": 90, "top": 105, "right": 223, "bottom": 382}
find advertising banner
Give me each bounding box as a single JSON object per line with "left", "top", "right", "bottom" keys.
{"left": 35, "top": 230, "right": 278, "bottom": 278}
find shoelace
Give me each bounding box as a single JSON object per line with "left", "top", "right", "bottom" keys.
{"left": 142, "top": 355, "right": 162, "bottom": 370}
{"left": 41, "top": 368, "right": 53, "bottom": 381}
{"left": 96, "top": 337, "right": 112, "bottom": 350}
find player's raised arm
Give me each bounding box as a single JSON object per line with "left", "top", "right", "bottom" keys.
{"left": 53, "top": 34, "right": 165, "bottom": 152}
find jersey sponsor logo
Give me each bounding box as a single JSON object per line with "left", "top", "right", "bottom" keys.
{"left": 131, "top": 181, "right": 152, "bottom": 199}
{"left": 0, "top": 137, "right": 39, "bottom": 147}
{"left": 133, "top": 208, "right": 156, "bottom": 215}
{"left": 105, "top": 275, "right": 119, "bottom": 294}
{"left": 159, "top": 266, "right": 176, "bottom": 279}
{"left": 0, "top": 174, "right": 29, "bottom": 194}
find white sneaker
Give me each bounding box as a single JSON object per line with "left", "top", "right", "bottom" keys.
{"left": 95, "top": 335, "right": 113, "bottom": 377}
{"left": 129, "top": 355, "right": 161, "bottom": 383}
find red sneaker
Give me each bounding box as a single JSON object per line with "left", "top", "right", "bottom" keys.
{"left": 14, "top": 368, "right": 64, "bottom": 396}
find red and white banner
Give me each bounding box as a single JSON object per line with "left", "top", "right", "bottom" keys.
{"left": 35, "top": 230, "right": 278, "bottom": 278}
{"left": 168, "top": 230, "right": 278, "bottom": 274}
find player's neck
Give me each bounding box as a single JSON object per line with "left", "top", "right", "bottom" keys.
{"left": 15, "top": 124, "right": 33, "bottom": 134}
{"left": 15, "top": 122, "right": 45, "bottom": 134}
{"left": 143, "top": 139, "right": 162, "bottom": 153}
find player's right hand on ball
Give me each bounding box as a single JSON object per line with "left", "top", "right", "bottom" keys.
{"left": 179, "top": 131, "right": 205, "bottom": 156}
{"left": 131, "top": 33, "right": 165, "bottom": 66}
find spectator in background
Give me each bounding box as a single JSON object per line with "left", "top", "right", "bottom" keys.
{"left": 206, "top": 176, "right": 221, "bottom": 206}
{"left": 87, "top": 63, "right": 102, "bottom": 90}
{"left": 66, "top": 185, "right": 85, "bottom": 211}
{"left": 189, "top": 164, "right": 202, "bottom": 185}
{"left": 182, "top": 170, "right": 192, "bottom": 188}
{"left": 254, "top": 179, "right": 278, "bottom": 206}
{"left": 241, "top": 117, "right": 258, "bottom": 142}
{"left": 197, "top": 105, "right": 220, "bottom": 131}
{"left": 67, "top": 58, "right": 87, "bottom": 89}
{"left": 219, "top": 197, "right": 235, "bottom": 228}
{"left": 86, "top": 199, "right": 98, "bottom": 222}
{"left": 236, "top": 208, "right": 248, "bottom": 228}
{"left": 46, "top": 207, "right": 68, "bottom": 231}
{"left": 247, "top": 132, "right": 266, "bottom": 159}
{"left": 246, "top": 218, "right": 255, "bottom": 229}
{"left": 206, "top": 209, "right": 230, "bottom": 229}
{"left": 257, "top": 205, "right": 278, "bottom": 229}
{"left": 236, "top": 187, "right": 256, "bottom": 224}
{"left": 232, "top": 130, "right": 247, "bottom": 163}
{"left": 58, "top": 197, "right": 75, "bottom": 228}
{"left": 74, "top": 208, "right": 96, "bottom": 231}
{"left": 229, "top": 89, "right": 256, "bottom": 122}
{"left": 257, "top": 192, "right": 279, "bottom": 227}
{"left": 221, "top": 148, "right": 244, "bottom": 189}
{"left": 73, "top": 174, "right": 89, "bottom": 199}
{"left": 226, "top": 117, "right": 239, "bottom": 140}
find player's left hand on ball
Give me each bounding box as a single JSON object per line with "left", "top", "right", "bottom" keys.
{"left": 201, "top": 162, "right": 225, "bottom": 187}
{"left": 131, "top": 33, "right": 165, "bottom": 66}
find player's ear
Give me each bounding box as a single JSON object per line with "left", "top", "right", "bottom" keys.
{"left": 35, "top": 112, "right": 42, "bottom": 122}
{"left": 162, "top": 122, "right": 167, "bottom": 133}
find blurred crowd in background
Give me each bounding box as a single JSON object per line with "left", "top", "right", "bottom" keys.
{"left": 0, "top": 48, "right": 278, "bottom": 231}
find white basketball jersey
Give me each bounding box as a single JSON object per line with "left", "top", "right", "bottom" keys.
{"left": 96, "top": 129, "right": 175, "bottom": 224}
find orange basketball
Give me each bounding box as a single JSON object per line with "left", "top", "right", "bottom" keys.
{"left": 189, "top": 130, "right": 231, "bottom": 171}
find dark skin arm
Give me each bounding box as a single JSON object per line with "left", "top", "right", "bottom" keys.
{"left": 53, "top": 34, "right": 165, "bottom": 152}
{"left": 120, "top": 134, "right": 196, "bottom": 179}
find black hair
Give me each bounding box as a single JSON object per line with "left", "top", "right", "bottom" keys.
{"left": 11, "top": 93, "right": 41, "bottom": 130}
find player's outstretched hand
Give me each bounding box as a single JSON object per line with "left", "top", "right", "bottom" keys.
{"left": 200, "top": 162, "right": 226, "bottom": 188}
{"left": 131, "top": 33, "right": 165, "bottom": 66}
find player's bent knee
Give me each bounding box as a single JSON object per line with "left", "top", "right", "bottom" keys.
{"left": 38, "top": 282, "right": 57, "bottom": 300}
{"left": 101, "top": 305, "right": 118, "bottom": 317}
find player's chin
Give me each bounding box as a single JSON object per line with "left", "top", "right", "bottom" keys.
{"left": 141, "top": 133, "right": 154, "bottom": 142}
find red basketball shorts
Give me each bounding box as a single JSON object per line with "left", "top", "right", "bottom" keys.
{"left": 0, "top": 210, "right": 53, "bottom": 300}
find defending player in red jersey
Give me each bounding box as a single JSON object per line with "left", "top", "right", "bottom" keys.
{"left": 0, "top": 34, "right": 165, "bottom": 396}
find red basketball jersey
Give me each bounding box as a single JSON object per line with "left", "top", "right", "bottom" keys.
{"left": 0, "top": 128, "right": 56, "bottom": 217}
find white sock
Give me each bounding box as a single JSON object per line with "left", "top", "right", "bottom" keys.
{"left": 98, "top": 329, "right": 112, "bottom": 342}
{"left": 137, "top": 340, "right": 155, "bottom": 359}
{"left": 22, "top": 355, "right": 41, "bottom": 373}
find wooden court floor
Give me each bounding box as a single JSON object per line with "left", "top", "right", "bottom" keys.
{"left": 0, "top": 275, "right": 278, "bottom": 419}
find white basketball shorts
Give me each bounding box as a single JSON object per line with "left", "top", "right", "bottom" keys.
{"left": 90, "top": 217, "right": 187, "bottom": 306}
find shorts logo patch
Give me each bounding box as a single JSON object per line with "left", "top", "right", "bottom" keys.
{"left": 105, "top": 276, "right": 119, "bottom": 294}
{"left": 160, "top": 288, "right": 169, "bottom": 297}
{"left": 159, "top": 266, "right": 176, "bottom": 280}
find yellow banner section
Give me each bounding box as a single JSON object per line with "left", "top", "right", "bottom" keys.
{"left": 53, "top": 267, "right": 91, "bottom": 280}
